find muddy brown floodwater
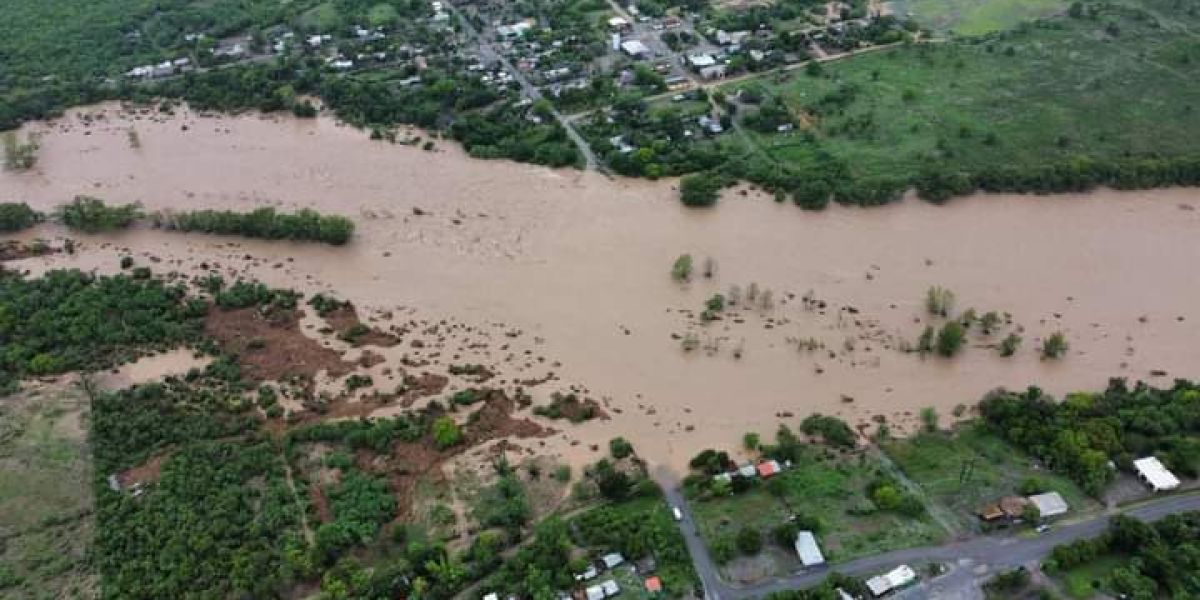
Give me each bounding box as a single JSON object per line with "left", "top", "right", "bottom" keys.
{"left": 4, "top": 103, "right": 1200, "bottom": 472}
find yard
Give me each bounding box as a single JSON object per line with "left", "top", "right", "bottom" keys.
{"left": 1054, "top": 554, "right": 1124, "bottom": 599}
{"left": 690, "top": 445, "right": 947, "bottom": 578}
{"left": 882, "top": 424, "right": 1098, "bottom": 531}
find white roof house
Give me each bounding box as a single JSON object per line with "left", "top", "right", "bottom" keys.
{"left": 736, "top": 463, "right": 757, "bottom": 478}
{"left": 794, "top": 531, "right": 825, "bottom": 567}
{"left": 620, "top": 40, "right": 650, "bottom": 57}
{"left": 601, "top": 553, "right": 625, "bottom": 569}
{"left": 687, "top": 54, "right": 716, "bottom": 67}
{"left": 608, "top": 16, "right": 630, "bottom": 28}
{"left": 575, "top": 565, "right": 599, "bottom": 581}
{"left": 1027, "top": 491, "right": 1069, "bottom": 518}
{"left": 1134, "top": 457, "right": 1181, "bottom": 492}
{"left": 600, "top": 580, "right": 620, "bottom": 597}
{"left": 585, "top": 585, "right": 605, "bottom": 600}
{"left": 483, "top": 594, "right": 499, "bottom": 600}
{"left": 866, "top": 565, "right": 916, "bottom": 597}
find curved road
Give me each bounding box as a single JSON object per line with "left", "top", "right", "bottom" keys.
{"left": 654, "top": 467, "right": 1200, "bottom": 599}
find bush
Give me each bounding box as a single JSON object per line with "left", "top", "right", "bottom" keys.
{"left": 432, "top": 416, "right": 462, "bottom": 449}
{"left": 936, "top": 321, "right": 966, "bottom": 357}
{"left": 0, "top": 202, "right": 39, "bottom": 232}
{"left": 59, "top": 196, "right": 141, "bottom": 232}
{"left": 672, "top": 254, "right": 693, "bottom": 281}
{"left": 999, "top": 333, "right": 1022, "bottom": 357}
{"left": 1042, "top": 332, "right": 1068, "bottom": 359}
{"left": 679, "top": 172, "right": 724, "bottom": 207}
{"left": 800, "top": 414, "right": 857, "bottom": 449}
{"left": 735, "top": 526, "right": 763, "bottom": 555}
{"left": 609, "top": 437, "right": 634, "bottom": 459}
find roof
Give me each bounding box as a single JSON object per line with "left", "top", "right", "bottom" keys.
{"left": 585, "top": 585, "right": 605, "bottom": 600}
{"left": 600, "top": 580, "right": 620, "bottom": 596}
{"left": 737, "top": 464, "right": 757, "bottom": 478}
{"left": 866, "top": 565, "right": 916, "bottom": 596}
{"left": 483, "top": 594, "right": 499, "bottom": 600}
{"left": 602, "top": 553, "right": 625, "bottom": 568}
{"left": 757, "top": 460, "right": 780, "bottom": 478}
{"left": 620, "top": 40, "right": 649, "bottom": 55}
{"left": 977, "top": 504, "right": 1004, "bottom": 521}
{"left": 1134, "top": 457, "right": 1181, "bottom": 491}
{"left": 644, "top": 576, "right": 663, "bottom": 593}
{"left": 608, "top": 16, "right": 629, "bottom": 27}
{"left": 688, "top": 54, "right": 716, "bottom": 67}
{"left": 794, "top": 531, "right": 825, "bottom": 566}
{"left": 1027, "top": 491, "right": 1069, "bottom": 517}
{"left": 1000, "top": 495, "right": 1029, "bottom": 517}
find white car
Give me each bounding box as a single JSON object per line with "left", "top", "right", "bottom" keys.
{"left": 672, "top": 506, "right": 683, "bottom": 521}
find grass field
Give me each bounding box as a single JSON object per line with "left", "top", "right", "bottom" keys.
{"left": 895, "top": 0, "right": 1069, "bottom": 35}
{"left": 882, "top": 425, "right": 1098, "bottom": 530}
{"left": 691, "top": 447, "right": 947, "bottom": 570}
{"left": 726, "top": 0, "right": 1200, "bottom": 182}
{"left": 0, "top": 382, "right": 96, "bottom": 599}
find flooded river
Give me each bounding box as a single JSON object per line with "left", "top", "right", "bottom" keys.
{"left": 4, "top": 103, "right": 1199, "bottom": 470}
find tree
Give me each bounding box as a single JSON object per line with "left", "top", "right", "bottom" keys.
{"left": 679, "top": 172, "right": 724, "bottom": 207}
{"left": 672, "top": 254, "right": 693, "bottom": 281}
{"left": 1000, "top": 333, "right": 1022, "bottom": 357}
{"left": 743, "top": 432, "right": 760, "bottom": 451}
{"left": 59, "top": 196, "right": 141, "bottom": 232}
{"left": 936, "top": 321, "right": 966, "bottom": 357}
{"left": 920, "top": 407, "right": 939, "bottom": 432}
{"left": 1043, "top": 332, "right": 1068, "bottom": 359}
{"left": 432, "top": 416, "right": 462, "bottom": 449}
{"left": 0, "top": 202, "right": 39, "bottom": 232}
{"left": 609, "top": 437, "right": 634, "bottom": 459}
{"left": 735, "top": 526, "right": 763, "bottom": 555}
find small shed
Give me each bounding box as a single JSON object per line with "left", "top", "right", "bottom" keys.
{"left": 644, "top": 576, "right": 663, "bottom": 594}
{"left": 1027, "top": 491, "right": 1069, "bottom": 518}
{"left": 757, "top": 460, "right": 781, "bottom": 478}
{"left": 600, "top": 580, "right": 620, "bottom": 597}
{"left": 794, "top": 531, "right": 825, "bottom": 567}
{"left": 1134, "top": 457, "right": 1181, "bottom": 492}
{"left": 601, "top": 553, "right": 625, "bottom": 569}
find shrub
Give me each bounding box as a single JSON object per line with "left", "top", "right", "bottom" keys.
{"left": 0, "top": 202, "right": 39, "bottom": 232}
{"left": 800, "top": 414, "right": 857, "bottom": 449}
{"left": 735, "top": 526, "right": 763, "bottom": 555}
{"left": 999, "top": 333, "right": 1022, "bottom": 357}
{"left": 609, "top": 437, "right": 634, "bottom": 459}
{"left": 59, "top": 196, "right": 141, "bottom": 232}
{"left": 432, "top": 416, "right": 462, "bottom": 449}
{"left": 159, "top": 207, "right": 355, "bottom": 245}
{"left": 1042, "top": 332, "right": 1068, "bottom": 359}
{"left": 936, "top": 321, "right": 966, "bottom": 357}
{"left": 3, "top": 132, "right": 38, "bottom": 171}
{"left": 672, "top": 254, "right": 693, "bottom": 281}
{"left": 925, "top": 286, "right": 955, "bottom": 317}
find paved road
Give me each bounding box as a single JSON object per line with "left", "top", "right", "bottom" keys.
{"left": 444, "top": 0, "right": 600, "bottom": 170}
{"left": 654, "top": 467, "right": 1200, "bottom": 599}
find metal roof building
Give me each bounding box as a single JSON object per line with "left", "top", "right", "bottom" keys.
{"left": 794, "top": 531, "right": 825, "bottom": 567}
{"left": 1027, "top": 491, "right": 1069, "bottom": 518}
{"left": 1134, "top": 457, "right": 1181, "bottom": 491}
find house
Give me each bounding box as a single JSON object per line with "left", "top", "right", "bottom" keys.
{"left": 575, "top": 565, "right": 599, "bottom": 581}
{"left": 1027, "top": 491, "right": 1069, "bottom": 519}
{"left": 601, "top": 553, "right": 625, "bottom": 569}
{"left": 644, "top": 576, "right": 662, "bottom": 594}
{"left": 794, "top": 531, "right": 825, "bottom": 567}
{"left": 756, "top": 460, "right": 782, "bottom": 478}
{"left": 483, "top": 594, "right": 499, "bottom": 600}
{"left": 600, "top": 580, "right": 620, "bottom": 597}
{"left": 497, "top": 21, "right": 534, "bottom": 39}
{"left": 1134, "top": 457, "right": 1181, "bottom": 492}
{"left": 977, "top": 496, "right": 1029, "bottom": 522}
{"left": 665, "top": 75, "right": 690, "bottom": 90}
{"left": 687, "top": 54, "right": 716, "bottom": 68}
{"left": 621, "top": 40, "right": 650, "bottom": 58}
{"left": 866, "top": 565, "right": 916, "bottom": 597}
{"left": 736, "top": 463, "right": 757, "bottom": 478}
{"left": 608, "top": 16, "right": 631, "bottom": 30}
{"left": 585, "top": 585, "right": 606, "bottom": 600}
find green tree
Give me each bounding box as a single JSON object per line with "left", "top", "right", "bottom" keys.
{"left": 735, "top": 526, "right": 763, "bottom": 555}
{"left": 432, "top": 416, "right": 462, "bottom": 449}
{"left": 609, "top": 437, "right": 634, "bottom": 459}
{"left": 936, "top": 321, "right": 966, "bottom": 357}
{"left": 679, "top": 172, "right": 723, "bottom": 207}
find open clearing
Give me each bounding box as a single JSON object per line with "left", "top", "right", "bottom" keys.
{"left": 0, "top": 381, "right": 96, "bottom": 599}
{"left": 894, "top": 0, "right": 1068, "bottom": 34}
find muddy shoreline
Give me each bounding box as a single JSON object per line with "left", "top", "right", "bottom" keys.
{"left": 4, "top": 103, "right": 1200, "bottom": 472}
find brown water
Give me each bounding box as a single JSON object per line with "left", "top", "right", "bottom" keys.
{"left": 5, "top": 103, "right": 1200, "bottom": 471}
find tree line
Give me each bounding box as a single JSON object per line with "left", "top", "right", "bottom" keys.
{"left": 155, "top": 206, "right": 355, "bottom": 245}
{"left": 978, "top": 379, "right": 1200, "bottom": 495}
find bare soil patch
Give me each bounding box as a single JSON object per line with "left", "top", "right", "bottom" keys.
{"left": 205, "top": 307, "right": 352, "bottom": 382}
